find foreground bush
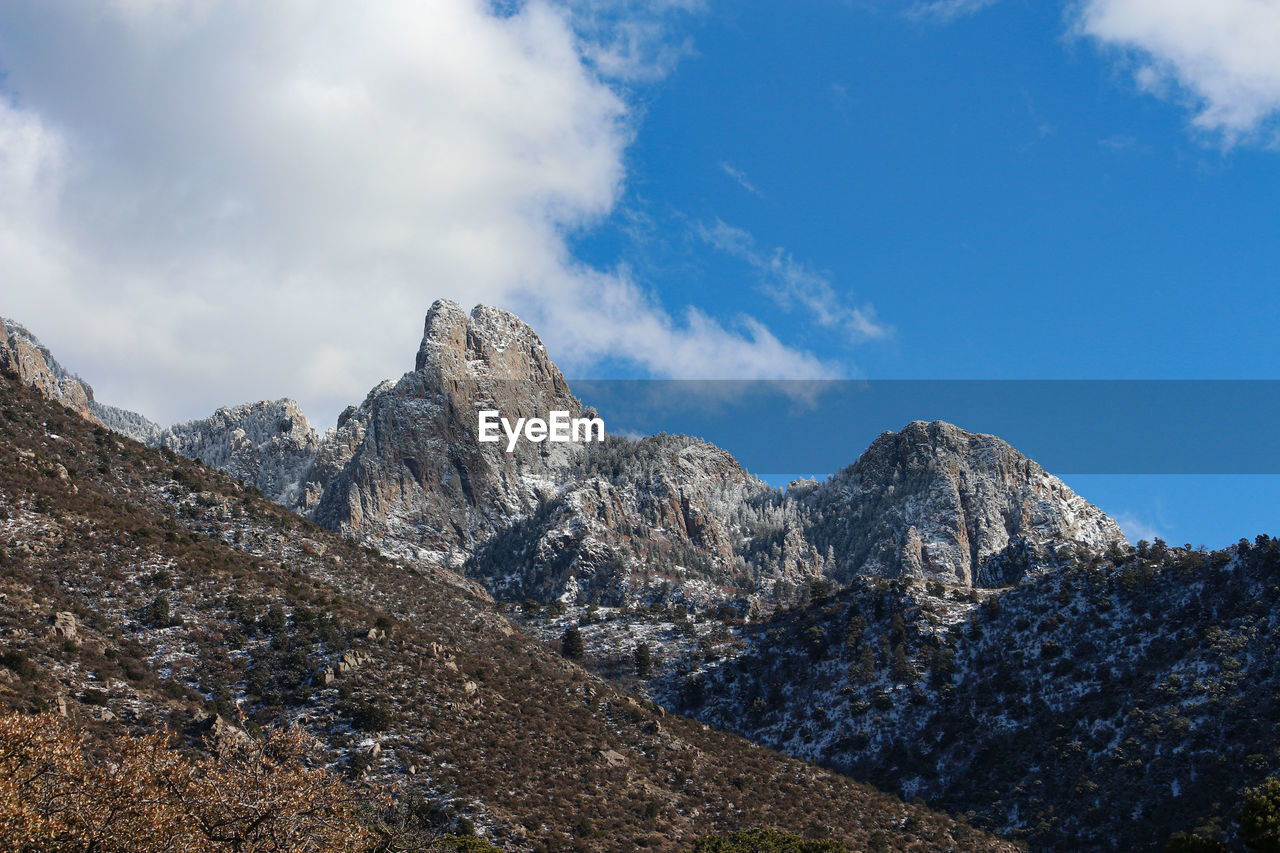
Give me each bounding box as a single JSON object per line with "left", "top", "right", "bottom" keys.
{"left": 1241, "top": 777, "right": 1280, "bottom": 853}
{"left": 0, "top": 710, "right": 371, "bottom": 853}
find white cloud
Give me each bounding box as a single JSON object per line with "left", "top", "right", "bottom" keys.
{"left": 698, "top": 219, "right": 892, "bottom": 344}
{"left": 0, "top": 0, "right": 823, "bottom": 427}
{"left": 1077, "top": 0, "right": 1280, "bottom": 140}
{"left": 531, "top": 265, "right": 841, "bottom": 379}
{"left": 566, "top": 0, "right": 705, "bottom": 82}
{"left": 908, "top": 0, "right": 1001, "bottom": 24}
{"left": 1113, "top": 510, "right": 1164, "bottom": 545}
{"left": 718, "top": 161, "right": 762, "bottom": 197}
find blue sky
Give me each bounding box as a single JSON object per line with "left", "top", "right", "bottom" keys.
{"left": 575, "top": 1, "right": 1280, "bottom": 383}
{"left": 0, "top": 0, "right": 1277, "bottom": 547}
{"left": 569, "top": 0, "right": 1280, "bottom": 548}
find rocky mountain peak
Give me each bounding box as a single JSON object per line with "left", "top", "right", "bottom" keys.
{"left": 805, "top": 420, "right": 1127, "bottom": 587}
{"left": 414, "top": 299, "right": 468, "bottom": 373}
{"left": 159, "top": 398, "right": 320, "bottom": 506}
{"left": 856, "top": 420, "right": 1031, "bottom": 483}
{"left": 304, "top": 302, "right": 586, "bottom": 561}
{"left": 415, "top": 300, "right": 570, "bottom": 392}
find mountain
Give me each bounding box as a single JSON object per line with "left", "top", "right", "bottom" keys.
{"left": 158, "top": 398, "right": 321, "bottom": 507}
{"left": 300, "top": 299, "right": 590, "bottom": 564}
{"left": 18, "top": 301, "right": 1276, "bottom": 852}
{"left": 12, "top": 301, "right": 1120, "bottom": 614}
{"left": 668, "top": 537, "right": 1280, "bottom": 850}
{"left": 797, "top": 420, "right": 1127, "bottom": 587}
{"left": 104, "top": 302, "right": 1122, "bottom": 610}
{"left": 0, "top": 367, "right": 1015, "bottom": 852}
{"left": 1, "top": 315, "right": 162, "bottom": 444}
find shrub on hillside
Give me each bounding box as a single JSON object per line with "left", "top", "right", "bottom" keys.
{"left": 690, "top": 827, "right": 846, "bottom": 852}
{"left": 0, "top": 710, "right": 372, "bottom": 853}
{"left": 1241, "top": 777, "right": 1280, "bottom": 853}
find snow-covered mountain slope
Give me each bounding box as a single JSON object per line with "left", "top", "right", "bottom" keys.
{"left": 158, "top": 398, "right": 320, "bottom": 506}
{"left": 466, "top": 432, "right": 825, "bottom": 607}
{"left": 798, "top": 420, "right": 1126, "bottom": 587}
{"left": 668, "top": 538, "right": 1280, "bottom": 851}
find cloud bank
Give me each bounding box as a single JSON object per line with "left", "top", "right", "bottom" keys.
{"left": 1077, "top": 0, "right": 1280, "bottom": 140}
{"left": 0, "top": 0, "right": 826, "bottom": 427}
{"left": 917, "top": 0, "right": 1280, "bottom": 142}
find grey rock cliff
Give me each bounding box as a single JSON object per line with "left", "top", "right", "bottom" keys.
{"left": 802, "top": 420, "right": 1126, "bottom": 586}
{"left": 0, "top": 316, "right": 162, "bottom": 442}
{"left": 470, "top": 433, "right": 818, "bottom": 606}
{"left": 159, "top": 399, "right": 320, "bottom": 505}
{"left": 303, "top": 299, "right": 589, "bottom": 560}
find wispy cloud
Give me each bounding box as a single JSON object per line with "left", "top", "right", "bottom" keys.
{"left": 718, "top": 161, "right": 763, "bottom": 197}
{"left": 907, "top": 0, "right": 1002, "bottom": 24}
{"left": 698, "top": 219, "right": 892, "bottom": 343}
{"left": 1098, "top": 134, "right": 1140, "bottom": 151}
{"left": 1076, "top": 0, "right": 1280, "bottom": 143}
{"left": 1113, "top": 511, "right": 1165, "bottom": 545}
{"left": 565, "top": 0, "right": 706, "bottom": 82}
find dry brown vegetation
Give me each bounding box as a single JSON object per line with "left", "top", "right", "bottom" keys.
{"left": 0, "top": 710, "right": 370, "bottom": 853}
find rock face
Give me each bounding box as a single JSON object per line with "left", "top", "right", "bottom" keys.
{"left": 0, "top": 315, "right": 161, "bottom": 442}
{"left": 302, "top": 300, "right": 590, "bottom": 560}
{"left": 469, "top": 433, "right": 818, "bottom": 606}
{"left": 800, "top": 420, "right": 1126, "bottom": 586}
{"left": 50, "top": 612, "right": 77, "bottom": 640}
{"left": 4, "top": 304, "right": 1128, "bottom": 602}
{"left": 1, "top": 317, "right": 96, "bottom": 423}
{"left": 159, "top": 399, "right": 320, "bottom": 505}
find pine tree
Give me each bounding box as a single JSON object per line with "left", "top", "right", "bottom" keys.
{"left": 145, "top": 594, "right": 170, "bottom": 628}
{"left": 1241, "top": 777, "right": 1280, "bottom": 853}
{"left": 561, "top": 624, "right": 584, "bottom": 661}
{"left": 633, "top": 642, "right": 653, "bottom": 678}
{"left": 891, "top": 643, "right": 914, "bottom": 683}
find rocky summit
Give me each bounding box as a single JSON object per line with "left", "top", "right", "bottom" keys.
{"left": 797, "top": 420, "right": 1127, "bottom": 587}
{"left": 4, "top": 302, "right": 1125, "bottom": 604}
{"left": 300, "top": 299, "right": 591, "bottom": 564}
{"left": 159, "top": 399, "right": 320, "bottom": 507}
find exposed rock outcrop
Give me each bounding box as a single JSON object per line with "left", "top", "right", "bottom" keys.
{"left": 1, "top": 317, "right": 96, "bottom": 423}
{"left": 50, "top": 611, "right": 77, "bottom": 640}
{"left": 303, "top": 299, "right": 590, "bottom": 560}
{"left": 801, "top": 420, "right": 1127, "bottom": 586}
{"left": 469, "top": 433, "right": 824, "bottom": 607}
{"left": 159, "top": 399, "right": 320, "bottom": 505}
{"left": 0, "top": 315, "right": 161, "bottom": 442}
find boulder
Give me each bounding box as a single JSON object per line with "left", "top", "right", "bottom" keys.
{"left": 50, "top": 611, "right": 77, "bottom": 640}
